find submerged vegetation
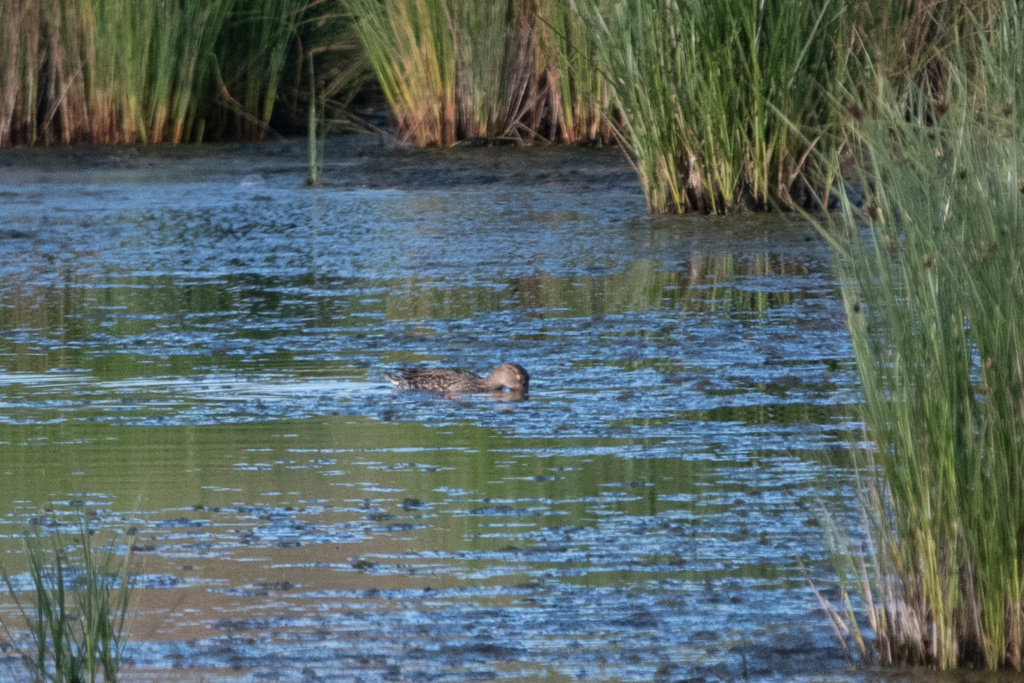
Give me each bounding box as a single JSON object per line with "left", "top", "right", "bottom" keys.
{"left": 0, "top": 515, "right": 135, "bottom": 682}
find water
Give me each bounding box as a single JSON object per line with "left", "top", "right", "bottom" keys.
{"left": 0, "top": 141, "right": 921, "bottom": 681}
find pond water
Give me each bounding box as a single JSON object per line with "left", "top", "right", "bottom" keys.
{"left": 0, "top": 141, "right": 952, "bottom": 682}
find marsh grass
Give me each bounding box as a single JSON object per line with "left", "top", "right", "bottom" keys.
{"left": 347, "top": 0, "right": 612, "bottom": 146}
{"left": 0, "top": 0, "right": 329, "bottom": 145}
{"left": 821, "top": 8, "right": 1024, "bottom": 662}
{"left": 213, "top": 0, "right": 309, "bottom": 141}
{"left": 533, "top": 0, "right": 612, "bottom": 143}
{"left": 582, "top": 0, "right": 847, "bottom": 214}
{"left": 347, "top": 0, "right": 510, "bottom": 146}
{"left": 306, "top": 53, "right": 325, "bottom": 187}
{"left": 0, "top": 0, "right": 237, "bottom": 144}
{"left": 0, "top": 515, "right": 135, "bottom": 682}
{"left": 347, "top": 0, "right": 458, "bottom": 146}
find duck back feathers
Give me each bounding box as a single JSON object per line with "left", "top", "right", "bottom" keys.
{"left": 385, "top": 363, "right": 529, "bottom": 395}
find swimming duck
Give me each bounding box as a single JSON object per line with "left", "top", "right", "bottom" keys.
{"left": 384, "top": 363, "right": 529, "bottom": 395}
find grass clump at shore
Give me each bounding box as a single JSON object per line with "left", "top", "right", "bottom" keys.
{"left": 0, "top": 514, "right": 136, "bottom": 682}
{"left": 582, "top": 0, "right": 846, "bottom": 214}
{"left": 347, "top": 0, "right": 610, "bottom": 146}
{"left": 0, "top": 0, "right": 236, "bottom": 145}
{"left": 346, "top": 0, "right": 518, "bottom": 146}
{"left": 532, "top": 0, "right": 612, "bottom": 144}
{"left": 346, "top": 0, "right": 460, "bottom": 147}
{"left": 0, "top": 0, "right": 344, "bottom": 146}
{"left": 821, "top": 6, "right": 1024, "bottom": 663}
{"left": 211, "top": 0, "right": 309, "bottom": 141}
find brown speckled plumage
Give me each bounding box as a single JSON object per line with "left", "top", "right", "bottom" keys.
{"left": 384, "top": 363, "right": 529, "bottom": 395}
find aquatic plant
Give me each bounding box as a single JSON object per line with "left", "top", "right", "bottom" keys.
{"left": 531, "top": 0, "right": 612, "bottom": 143}
{"left": 581, "top": 0, "right": 847, "bottom": 214}
{"left": 307, "top": 53, "right": 325, "bottom": 187}
{"left": 0, "top": 0, "right": 237, "bottom": 144}
{"left": 821, "top": 3, "right": 1024, "bottom": 666}
{"left": 346, "top": 0, "right": 611, "bottom": 145}
{"left": 0, "top": 514, "right": 136, "bottom": 682}
{"left": 347, "top": 0, "right": 494, "bottom": 146}
{"left": 0, "top": 0, "right": 333, "bottom": 145}
{"left": 212, "top": 0, "right": 309, "bottom": 141}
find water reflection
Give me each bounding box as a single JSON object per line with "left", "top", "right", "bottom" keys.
{"left": 0, "top": 158, "right": 865, "bottom": 681}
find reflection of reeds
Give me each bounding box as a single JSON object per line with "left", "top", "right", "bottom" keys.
{"left": 822, "top": 4, "right": 1024, "bottom": 666}
{"left": 381, "top": 251, "right": 805, "bottom": 322}
{"left": 0, "top": 515, "right": 135, "bottom": 683}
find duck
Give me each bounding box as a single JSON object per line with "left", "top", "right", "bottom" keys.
{"left": 384, "top": 363, "right": 529, "bottom": 396}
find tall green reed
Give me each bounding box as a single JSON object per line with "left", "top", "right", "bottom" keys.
{"left": 533, "top": 0, "right": 611, "bottom": 143}
{"left": 0, "top": 0, "right": 40, "bottom": 145}
{"left": 347, "top": 0, "right": 611, "bottom": 146}
{"left": 821, "top": 5, "right": 1024, "bottom": 663}
{"left": 0, "top": 0, "right": 234, "bottom": 144}
{"left": 348, "top": 0, "right": 500, "bottom": 146}
{"left": 0, "top": 0, "right": 326, "bottom": 145}
{"left": 582, "top": 0, "right": 847, "bottom": 214}
{"left": 213, "top": 0, "right": 307, "bottom": 140}
{"left": 94, "top": 0, "right": 236, "bottom": 143}
{"left": 1, "top": 515, "right": 135, "bottom": 682}
{"left": 307, "top": 53, "right": 325, "bottom": 187}
{"left": 347, "top": 0, "right": 454, "bottom": 145}
{"left": 150, "top": 0, "right": 237, "bottom": 143}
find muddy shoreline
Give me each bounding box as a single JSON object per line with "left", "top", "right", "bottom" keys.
{"left": 0, "top": 135, "right": 640, "bottom": 194}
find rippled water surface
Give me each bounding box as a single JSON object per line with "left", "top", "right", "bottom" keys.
{"left": 0, "top": 141, "right": 904, "bottom": 681}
